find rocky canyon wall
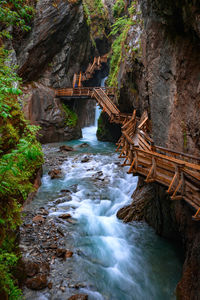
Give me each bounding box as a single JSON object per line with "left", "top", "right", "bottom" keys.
{"left": 117, "top": 0, "right": 200, "bottom": 298}
{"left": 12, "top": 0, "right": 106, "bottom": 143}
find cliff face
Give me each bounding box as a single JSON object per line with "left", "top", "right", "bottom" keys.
{"left": 12, "top": 0, "right": 95, "bottom": 143}
{"left": 117, "top": 0, "right": 200, "bottom": 298}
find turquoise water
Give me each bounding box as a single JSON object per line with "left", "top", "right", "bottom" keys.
{"left": 28, "top": 117, "right": 183, "bottom": 300}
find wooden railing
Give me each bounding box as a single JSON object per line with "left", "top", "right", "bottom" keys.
{"left": 55, "top": 84, "right": 200, "bottom": 219}
{"left": 73, "top": 54, "right": 108, "bottom": 87}
{"left": 116, "top": 113, "right": 200, "bottom": 220}
{"left": 55, "top": 87, "right": 131, "bottom": 124}
{"left": 55, "top": 87, "right": 115, "bottom": 97}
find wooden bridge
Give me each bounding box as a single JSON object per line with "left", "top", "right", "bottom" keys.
{"left": 55, "top": 87, "right": 132, "bottom": 124}
{"left": 55, "top": 55, "right": 200, "bottom": 220}
{"left": 56, "top": 87, "right": 200, "bottom": 220}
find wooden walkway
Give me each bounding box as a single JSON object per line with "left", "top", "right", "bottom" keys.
{"left": 55, "top": 87, "right": 132, "bottom": 124}
{"left": 55, "top": 89, "right": 200, "bottom": 220}
{"left": 116, "top": 110, "right": 200, "bottom": 220}
{"left": 73, "top": 54, "right": 108, "bottom": 88}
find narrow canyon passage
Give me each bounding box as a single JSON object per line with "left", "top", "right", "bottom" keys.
{"left": 22, "top": 104, "right": 182, "bottom": 300}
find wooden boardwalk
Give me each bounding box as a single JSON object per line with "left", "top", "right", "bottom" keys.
{"left": 55, "top": 87, "right": 200, "bottom": 220}
{"left": 73, "top": 54, "right": 108, "bottom": 88}
{"left": 55, "top": 87, "right": 131, "bottom": 124}
{"left": 116, "top": 110, "right": 200, "bottom": 220}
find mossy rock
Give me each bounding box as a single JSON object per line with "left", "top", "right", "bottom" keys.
{"left": 97, "top": 112, "right": 121, "bottom": 142}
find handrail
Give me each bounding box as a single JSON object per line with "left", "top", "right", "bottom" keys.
{"left": 116, "top": 111, "right": 200, "bottom": 219}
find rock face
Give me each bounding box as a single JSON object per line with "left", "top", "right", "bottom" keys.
{"left": 16, "top": 0, "right": 92, "bottom": 88}
{"left": 22, "top": 82, "right": 82, "bottom": 143}
{"left": 13, "top": 0, "right": 96, "bottom": 143}
{"left": 117, "top": 0, "right": 200, "bottom": 298}
{"left": 97, "top": 112, "right": 121, "bottom": 142}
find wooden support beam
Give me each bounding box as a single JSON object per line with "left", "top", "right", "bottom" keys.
{"left": 171, "top": 178, "right": 183, "bottom": 200}
{"left": 192, "top": 207, "right": 200, "bottom": 221}
{"left": 167, "top": 170, "right": 178, "bottom": 194}
{"left": 128, "top": 157, "right": 136, "bottom": 174}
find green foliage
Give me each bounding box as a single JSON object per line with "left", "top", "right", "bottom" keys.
{"left": 107, "top": 17, "right": 133, "bottom": 87}
{"left": 62, "top": 103, "right": 78, "bottom": 127}
{"left": 82, "top": 0, "right": 109, "bottom": 40}
{"left": 0, "top": 251, "right": 22, "bottom": 300}
{"left": 107, "top": 0, "right": 141, "bottom": 88}
{"left": 0, "top": 0, "right": 34, "bottom": 37}
{"left": 0, "top": 2, "right": 42, "bottom": 298}
{"left": 113, "top": 0, "right": 125, "bottom": 17}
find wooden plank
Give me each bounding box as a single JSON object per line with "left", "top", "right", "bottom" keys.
{"left": 138, "top": 134, "right": 151, "bottom": 151}
{"left": 138, "top": 116, "right": 148, "bottom": 129}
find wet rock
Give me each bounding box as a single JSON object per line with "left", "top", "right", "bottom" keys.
{"left": 68, "top": 294, "right": 88, "bottom": 300}
{"left": 32, "top": 215, "right": 45, "bottom": 224}
{"left": 59, "top": 145, "right": 74, "bottom": 152}
{"left": 37, "top": 208, "right": 49, "bottom": 216}
{"left": 74, "top": 283, "right": 86, "bottom": 289}
{"left": 81, "top": 156, "right": 90, "bottom": 163}
{"left": 67, "top": 219, "right": 77, "bottom": 225}
{"left": 53, "top": 197, "right": 72, "bottom": 205}
{"left": 48, "top": 169, "right": 62, "bottom": 179}
{"left": 76, "top": 143, "right": 89, "bottom": 149}
{"left": 56, "top": 248, "right": 67, "bottom": 258}
{"left": 60, "top": 286, "right": 66, "bottom": 292}
{"left": 68, "top": 184, "right": 78, "bottom": 193}
{"left": 60, "top": 189, "right": 71, "bottom": 193}
{"left": 56, "top": 248, "right": 73, "bottom": 259}
{"left": 65, "top": 250, "right": 73, "bottom": 258}
{"left": 26, "top": 274, "right": 48, "bottom": 290}
{"left": 58, "top": 213, "right": 72, "bottom": 219}
{"left": 48, "top": 282, "right": 53, "bottom": 289}
{"left": 24, "top": 260, "right": 40, "bottom": 277}
{"left": 39, "top": 262, "right": 50, "bottom": 274}
{"left": 92, "top": 171, "right": 104, "bottom": 181}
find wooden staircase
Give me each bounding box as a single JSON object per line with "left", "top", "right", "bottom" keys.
{"left": 55, "top": 85, "right": 200, "bottom": 220}
{"left": 73, "top": 54, "right": 108, "bottom": 88}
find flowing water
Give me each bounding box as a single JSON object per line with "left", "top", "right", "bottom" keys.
{"left": 24, "top": 95, "right": 182, "bottom": 299}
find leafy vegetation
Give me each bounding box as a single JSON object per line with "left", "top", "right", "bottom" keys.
{"left": 62, "top": 103, "right": 78, "bottom": 127}
{"left": 107, "top": 0, "right": 141, "bottom": 88}
{"left": 113, "top": 0, "right": 125, "bottom": 17}
{"left": 0, "top": 1, "right": 43, "bottom": 299}
{"left": 0, "top": 0, "right": 35, "bottom": 39}
{"left": 82, "top": 0, "right": 109, "bottom": 43}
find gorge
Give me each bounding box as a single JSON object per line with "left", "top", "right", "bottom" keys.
{"left": 0, "top": 0, "right": 200, "bottom": 299}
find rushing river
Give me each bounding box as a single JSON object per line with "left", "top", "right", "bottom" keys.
{"left": 24, "top": 102, "right": 182, "bottom": 300}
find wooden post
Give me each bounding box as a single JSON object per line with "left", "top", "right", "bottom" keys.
{"left": 78, "top": 72, "right": 82, "bottom": 87}
{"left": 73, "top": 73, "right": 77, "bottom": 88}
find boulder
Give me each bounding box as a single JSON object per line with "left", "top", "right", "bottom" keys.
{"left": 32, "top": 215, "right": 45, "bottom": 224}
{"left": 58, "top": 213, "right": 72, "bottom": 219}
{"left": 26, "top": 274, "right": 48, "bottom": 290}
{"left": 48, "top": 169, "right": 62, "bottom": 179}
{"left": 76, "top": 143, "right": 89, "bottom": 149}
{"left": 59, "top": 145, "right": 74, "bottom": 152}
{"left": 81, "top": 156, "right": 90, "bottom": 163}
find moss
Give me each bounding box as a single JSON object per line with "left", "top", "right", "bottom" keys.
{"left": 97, "top": 112, "right": 121, "bottom": 142}
{"left": 82, "top": 0, "right": 109, "bottom": 40}
{"left": 62, "top": 103, "right": 78, "bottom": 127}
{"left": 107, "top": 1, "right": 142, "bottom": 88}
